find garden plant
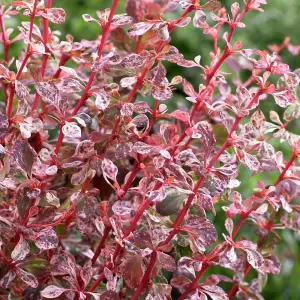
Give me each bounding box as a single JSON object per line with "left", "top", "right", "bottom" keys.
{"left": 0, "top": 0, "right": 300, "bottom": 299}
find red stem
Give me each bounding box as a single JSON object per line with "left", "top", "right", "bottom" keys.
{"left": 120, "top": 161, "right": 140, "bottom": 198}
{"left": 87, "top": 272, "right": 105, "bottom": 293}
{"left": 228, "top": 262, "right": 251, "bottom": 299}
{"left": 227, "top": 153, "right": 298, "bottom": 298}
{"left": 0, "top": 7, "right": 10, "bottom": 103}
{"left": 178, "top": 263, "right": 210, "bottom": 300}
{"left": 0, "top": 7, "right": 9, "bottom": 63}
{"left": 52, "top": 54, "right": 70, "bottom": 79}
{"left": 21, "top": 198, "right": 36, "bottom": 226}
{"left": 6, "top": 0, "right": 38, "bottom": 120}
{"left": 131, "top": 251, "right": 158, "bottom": 300}
{"left": 93, "top": 2, "right": 260, "bottom": 299}
{"left": 143, "top": 99, "right": 159, "bottom": 137}
{"left": 91, "top": 226, "right": 111, "bottom": 266}
{"left": 54, "top": 123, "right": 65, "bottom": 154}
{"left": 85, "top": 4, "right": 211, "bottom": 294}
{"left": 31, "top": 0, "right": 53, "bottom": 112}
{"left": 156, "top": 90, "right": 263, "bottom": 298}
{"left": 161, "top": 112, "right": 249, "bottom": 246}
{"left": 183, "top": 151, "right": 298, "bottom": 299}
{"left": 104, "top": 7, "right": 262, "bottom": 289}
{"left": 175, "top": 0, "right": 251, "bottom": 154}
{"left": 227, "top": 283, "right": 239, "bottom": 299}
{"left": 72, "top": 0, "right": 120, "bottom": 117}
{"left": 54, "top": 0, "right": 120, "bottom": 154}
{"left": 232, "top": 202, "right": 260, "bottom": 239}
{"left": 159, "top": 2, "right": 262, "bottom": 245}
{"left": 87, "top": 101, "right": 159, "bottom": 289}
{"left": 87, "top": 199, "right": 153, "bottom": 292}
{"left": 125, "top": 199, "right": 152, "bottom": 236}
{"left": 109, "top": 5, "right": 195, "bottom": 143}
{"left": 274, "top": 153, "right": 297, "bottom": 186}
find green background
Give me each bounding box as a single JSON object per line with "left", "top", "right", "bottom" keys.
{"left": 2, "top": 0, "right": 300, "bottom": 299}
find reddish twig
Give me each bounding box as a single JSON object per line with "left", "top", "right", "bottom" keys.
{"left": 0, "top": 6, "right": 10, "bottom": 102}
{"left": 227, "top": 153, "right": 298, "bottom": 298}
{"left": 274, "top": 153, "right": 297, "bottom": 186}
{"left": 0, "top": 6, "right": 10, "bottom": 63}
{"left": 72, "top": 0, "right": 120, "bottom": 117}
{"left": 178, "top": 263, "right": 210, "bottom": 300}
{"left": 54, "top": 0, "right": 120, "bottom": 154}
{"left": 31, "top": 0, "right": 53, "bottom": 112}
{"left": 6, "top": 0, "right": 39, "bottom": 119}
{"left": 162, "top": 92, "right": 262, "bottom": 247}
{"left": 174, "top": 0, "right": 252, "bottom": 154}
{"left": 131, "top": 251, "right": 158, "bottom": 300}
{"left": 87, "top": 272, "right": 105, "bottom": 293}
{"left": 91, "top": 226, "right": 111, "bottom": 266}
{"left": 181, "top": 151, "right": 298, "bottom": 299}
{"left": 109, "top": 5, "right": 196, "bottom": 143}
{"left": 52, "top": 54, "right": 70, "bottom": 79}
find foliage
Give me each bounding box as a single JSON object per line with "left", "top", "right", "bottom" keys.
{"left": 0, "top": 0, "right": 300, "bottom": 299}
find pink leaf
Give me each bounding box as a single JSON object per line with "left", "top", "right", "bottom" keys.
{"left": 41, "top": 8, "right": 66, "bottom": 24}
{"left": 34, "top": 227, "right": 59, "bottom": 250}
{"left": 151, "top": 84, "right": 172, "bottom": 101}
{"left": 36, "top": 81, "right": 60, "bottom": 108}
{"left": 242, "top": 150, "right": 260, "bottom": 171}
{"left": 101, "top": 158, "right": 118, "bottom": 182}
{"left": 112, "top": 14, "right": 133, "bottom": 26}
{"left": 51, "top": 250, "right": 77, "bottom": 278}
{"left": 11, "top": 235, "right": 30, "bottom": 261}
{"left": 16, "top": 268, "right": 38, "bottom": 288}
{"left": 128, "top": 22, "right": 154, "bottom": 36}
{"left": 157, "top": 252, "right": 176, "bottom": 272}
{"left": 193, "top": 10, "right": 207, "bottom": 28}
{"left": 133, "top": 230, "right": 153, "bottom": 249}
{"left": 122, "top": 255, "right": 144, "bottom": 289}
{"left": 121, "top": 54, "right": 146, "bottom": 68}
{"left": 225, "top": 218, "right": 234, "bottom": 237}
{"left": 0, "top": 111, "right": 9, "bottom": 139}
{"left": 170, "top": 110, "right": 191, "bottom": 124}
{"left": 62, "top": 122, "right": 81, "bottom": 138}
{"left": 271, "top": 90, "right": 296, "bottom": 108}
{"left": 132, "top": 141, "right": 154, "bottom": 154}
{"left": 0, "top": 270, "right": 16, "bottom": 288}
{"left": 243, "top": 248, "right": 264, "bottom": 270}
{"left": 95, "top": 90, "right": 111, "bottom": 110}
{"left": 13, "top": 140, "right": 36, "bottom": 177}
{"left": 40, "top": 285, "right": 67, "bottom": 298}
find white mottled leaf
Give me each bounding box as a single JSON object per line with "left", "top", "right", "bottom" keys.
{"left": 45, "top": 165, "right": 58, "bottom": 176}
{"left": 242, "top": 150, "right": 260, "bottom": 171}
{"left": 40, "top": 285, "right": 67, "bottom": 298}
{"left": 128, "top": 22, "right": 153, "bottom": 36}
{"left": 95, "top": 90, "right": 110, "bottom": 110}
{"left": 62, "top": 122, "right": 81, "bottom": 138}
{"left": 101, "top": 158, "right": 118, "bottom": 182}
{"left": 46, "top": 191, "right": 60, "bottom": 208}
{"left": 34, "top": 227, "right": 59, "bottom": 250}
{"left": 16, "top": 268, "right": 38, "bottom": 288}
{"left": 11, "top": 235, "right": 30, "bottom": 261}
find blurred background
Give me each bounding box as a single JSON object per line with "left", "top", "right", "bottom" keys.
{"left": 2, "top": 0, "right": 300, "bottom": 299}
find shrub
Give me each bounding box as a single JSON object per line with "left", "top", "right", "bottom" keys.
{"left": 0, "top": 0, "right": 300, "bottom": 299}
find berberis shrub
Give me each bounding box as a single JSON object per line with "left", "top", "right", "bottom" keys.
{"left": 0, "top": 0, "right": 300, "bottom": 299}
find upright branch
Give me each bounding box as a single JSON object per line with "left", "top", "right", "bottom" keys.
{"left": 31, "top": 0, "right": 53, "bottom": 112}
{"left": 6, "top": 0, "right": 39, "bottom": 119}
{"left": 0, "top": 1, "right": 299, "bottom": 300}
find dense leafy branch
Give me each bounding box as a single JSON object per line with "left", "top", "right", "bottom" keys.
{"left": 0, "top": 0, "right": 300, "bottom": 299}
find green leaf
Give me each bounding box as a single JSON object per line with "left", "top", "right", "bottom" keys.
{"left": 156, "top": 188, "right": 186, "bottom": 216}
